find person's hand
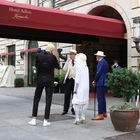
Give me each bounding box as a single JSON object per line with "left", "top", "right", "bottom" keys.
{"left": 67, "top": 54, "right": 71, "bottom": 61}
{"left": 54, "top": 81, "right": 58, "bottom": 86}
{"left": 92, "top": 81, "right": 96, "bottom": 87}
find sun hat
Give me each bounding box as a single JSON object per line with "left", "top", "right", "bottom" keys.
{"left": 94, "top": 51, "right": 106, "bottom": 57}
{"left": 69, "top": 49, "right": 77, "bottom": 54}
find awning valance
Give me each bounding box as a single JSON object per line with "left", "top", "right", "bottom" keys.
{"left": 0, "top": 0, "right": 126, "bottom": 43}
{"left": 20, "top": 48, "right": 38, "bottom": 53}
{"left": 0, "top": 52, "right": 15, "bottom": 56}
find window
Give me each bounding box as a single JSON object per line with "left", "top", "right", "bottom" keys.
{"left": 28, "top": 0, "right": 31, "bottom": 4}
{"left": 7, "top": 45, "right": 15, "bottom": 66}
{"left": 37, "top": 0, "right": 53, "bottom": 7}
{"left": 138, "top": 0, "right": 140, "bottom": 6}
{"left": 38, "top": 0, "right": 46, "bottom": 6}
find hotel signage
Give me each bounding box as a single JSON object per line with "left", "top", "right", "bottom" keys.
{"left": 9, "top": 7, "right": 32, "bottom": 20}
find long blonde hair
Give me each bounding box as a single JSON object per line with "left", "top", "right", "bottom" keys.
{"left": 45, "top": 43, "right": 55, "bottom": 53}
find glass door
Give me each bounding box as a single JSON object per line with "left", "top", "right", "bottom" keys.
{"left": 28, "top": 41, "right": 38, "bottom": 86}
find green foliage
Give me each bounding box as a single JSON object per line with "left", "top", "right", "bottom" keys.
{"left": 14, "top": 78, "right": 24, "bottom": 87}
{"left": 58, "top": 74, "right": 65, "bottom": 83}
{"left": 106, "top": 68, "right": 140, "bottom": 100}
{"left": 109, "top": 102, "right": 134, "bottom": 112}
{"left": 55, "top": 74, "right": 65, "bottom": 83}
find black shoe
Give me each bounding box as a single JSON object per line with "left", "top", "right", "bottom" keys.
{"left": 61, "top": 111, "right": 67, "bottom": 115}
{"left": 71, "top": 108, "right": 75, "bottom": 115}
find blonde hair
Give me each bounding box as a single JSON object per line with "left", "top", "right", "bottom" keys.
{"left": 45, "top": 43, "right": 55, "bottom": 52}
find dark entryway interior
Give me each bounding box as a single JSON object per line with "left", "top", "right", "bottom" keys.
{"left": 89, "top": 5, "right": 124, "bottom": 20}
{"left": 82, "top": 5, "right": 127, "bottom": 92}
{"left": 76, "top": 37, "right": 127, "bottom": 92}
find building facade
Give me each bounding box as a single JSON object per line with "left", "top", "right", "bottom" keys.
{"left": 0, "top": 0, "right": 60, "bottom": 86}
{"left": 0, "top": 0, "right": 140, "bottom": 86}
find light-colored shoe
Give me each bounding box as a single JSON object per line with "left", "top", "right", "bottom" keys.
{"left": 73, "top": 119, "right": 80, "bottom": 125}
{"left": 28, "top": 118, "right": 36, "bottom": 126}
{"left": 43, "top": 120, "right": 51, "bottom": 127}
{"left": 80, "top": 117, "right": 85, "bottom": 124}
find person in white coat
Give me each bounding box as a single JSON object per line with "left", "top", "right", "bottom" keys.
{"left": 72, "top": 53, "right": 89, "bottom": 124}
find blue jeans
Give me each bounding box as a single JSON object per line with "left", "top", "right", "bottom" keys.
{"left": 96, "top": 86, "right": 106, "bottom": 114}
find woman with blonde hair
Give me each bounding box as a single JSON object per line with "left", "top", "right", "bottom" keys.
{"left": 72, "top": 53, "right": 89, "bottom": 124}
{"left": 28, "top": 43, "right": 60, "bottom": 126}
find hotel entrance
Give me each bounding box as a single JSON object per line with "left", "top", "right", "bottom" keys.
{"left": 76, "top": 37, "right": 127, "bottom": 92}
{"left": 0, "top": 1, "right": 127, "bottom": 87}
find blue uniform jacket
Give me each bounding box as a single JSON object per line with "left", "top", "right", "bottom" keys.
{"left": 95, "top": 58, "right": 108, "bottom": 87}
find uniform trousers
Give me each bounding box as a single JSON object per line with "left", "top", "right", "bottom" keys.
{"left": 63, "top": 78, "right": 74, "bottom": 113}
{"left": 96, "top": 86, "right": 106, "bottom": 114}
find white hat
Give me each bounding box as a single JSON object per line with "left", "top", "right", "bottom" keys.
{"left": 69, "top": 49, "right": 77, "bottom": 54}
{"left": 94, "top": 51, "right": 106, "bottom": 57}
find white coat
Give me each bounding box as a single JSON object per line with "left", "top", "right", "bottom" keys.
{"left": 63, "top": 59, "right": 75, "bottom": 83}
{"left": 73, "top": 64, "right": 89, "bottom": 105}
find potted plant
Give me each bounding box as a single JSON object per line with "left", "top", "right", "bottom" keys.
{"left": 14, "top": 78, "right": 24, "bottom": 87}
{"left": 54, "top": 74, "right": 65, "bottom": 93}
{"left": 109, "top": 102, "right": 139, "bottom": 132}
{"left": 106, "top": 68, "right": 140, "bottom": 132}
{"left": 107, "top": 68, "right": 140, "bottom": 101}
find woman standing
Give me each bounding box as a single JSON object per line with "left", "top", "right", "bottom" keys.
{"left": 72, "top": 53, "right": 89, "bottom": 124}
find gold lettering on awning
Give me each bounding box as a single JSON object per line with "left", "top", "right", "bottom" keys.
{"left": 9, "top": 7, "right": 32, "bottom": 14}
{"left": 9, "top": 7, "right": 32, "bottom": 20}
{"left": 12, "top": 13, "right": 29, "bottom": 19}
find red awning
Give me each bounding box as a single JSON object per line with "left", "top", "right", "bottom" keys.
{"left": 0, "top": 0, "right": 125, "bottom": 42}
{"left": 20, "top": 48, "right": 38, "bottom": 53}
{"left": 0, "top": 52, "right": 15, "bottom": 56}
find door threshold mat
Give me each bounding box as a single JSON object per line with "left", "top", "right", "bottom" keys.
{"left": 104, "top": 131, "right": 140, "bottom": 140}
{"left": 30, "top": 114, "right": 74, "bottom": 122}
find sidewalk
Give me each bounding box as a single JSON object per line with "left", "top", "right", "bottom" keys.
{"left": 0, "top": 87, "right": 140, "bottom": 140}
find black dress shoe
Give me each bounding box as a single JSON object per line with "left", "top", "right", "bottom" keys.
{"left": 72, "top": 111, "right": 75, "bottom": 115}
{"left": 61, "top": 112, "right": 67, "bottom": 115}
{"left": 71, "top": 108, "right": 75, "bottom": 115}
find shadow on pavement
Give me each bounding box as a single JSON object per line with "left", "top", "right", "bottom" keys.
{"left": 29, "top": 114, "right": 74, "bottom": 122}
{"left": 104, "top": 131, "right": 140, "bottom": 140}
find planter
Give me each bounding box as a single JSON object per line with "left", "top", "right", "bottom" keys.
{"left": 14, "top": 78, "right": 24, "bottom": 87}
{"left": 110, "top": 109, "right": 139, "bottom": 132}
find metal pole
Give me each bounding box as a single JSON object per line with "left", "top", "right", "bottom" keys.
{"left": 94, "top": 87, "right": 96, "bottom": 117}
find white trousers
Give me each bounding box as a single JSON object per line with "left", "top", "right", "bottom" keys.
{"left": 73, "top": 104, "right": 87, "bottom": 121}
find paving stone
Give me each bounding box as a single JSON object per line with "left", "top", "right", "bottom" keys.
{"left": 104, "top": 131, "right": 140, "bottom": 140}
